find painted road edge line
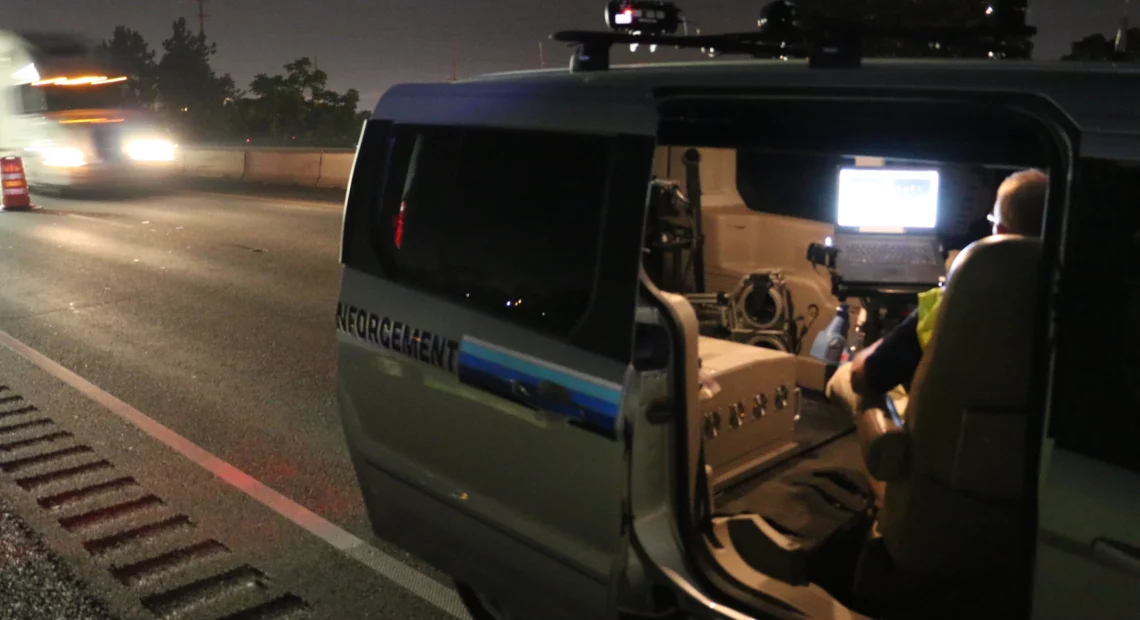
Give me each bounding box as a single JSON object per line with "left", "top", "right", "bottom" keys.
{"left": 0, "top": 328, "right": 472, "bottom": 620}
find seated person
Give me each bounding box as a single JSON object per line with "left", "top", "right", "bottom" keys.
{"left": 829, "top": 169, "right": 1049, "bottom": 408}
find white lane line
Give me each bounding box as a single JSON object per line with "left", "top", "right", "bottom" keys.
{"left": 0, "top": 328, "right": 472, "bottom": 620}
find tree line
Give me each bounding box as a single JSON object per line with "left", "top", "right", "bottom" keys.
{"left": 96, "top": 18, "right": 369, "bottom": 147}
{"left": 1063, "top": 27, "right": 1140, "bottom": 62}
{"left": 788, "top": 1, "right": 1140, "bottom": 61}
{"left": 96, "top": 10, "right": 1136, "bottom": 147}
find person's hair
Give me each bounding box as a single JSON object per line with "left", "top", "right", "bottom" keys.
{"left": 996, "top": 168, "right": 1048, "bottom": 236}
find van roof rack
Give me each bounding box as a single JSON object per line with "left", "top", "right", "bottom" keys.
{"left": 553, "top": 1, "right": 1036, "bottom": 72}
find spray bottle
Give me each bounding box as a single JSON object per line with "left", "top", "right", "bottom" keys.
{"left": 810, "top": 303, "right": 851, "bottom": 367}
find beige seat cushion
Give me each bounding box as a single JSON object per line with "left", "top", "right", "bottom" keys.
{"left": 878, "top": 235, "right": 1042, "bottom": 579}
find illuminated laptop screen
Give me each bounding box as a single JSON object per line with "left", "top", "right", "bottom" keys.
{"left": 837, "top": 167, "right": 940, "bottom": 229}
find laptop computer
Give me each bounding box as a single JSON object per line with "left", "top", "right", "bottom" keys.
{"left": 832, "top": 166, "right": 946, "bottom": 286}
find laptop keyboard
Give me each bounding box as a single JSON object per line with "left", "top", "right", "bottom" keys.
{"left": 844, "top": 241, "right": 939, "bottom": 266}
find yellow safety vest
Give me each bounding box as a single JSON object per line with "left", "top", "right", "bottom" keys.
{"left": 915, "top": 287, "right": 944, "bottom": 351}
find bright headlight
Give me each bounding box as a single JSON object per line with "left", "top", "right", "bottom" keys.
{"left": 126, "top": 139, "right": 176, "bottom": 162}
{"left": 42, "top": 147, "right": 86, "bottom": 168}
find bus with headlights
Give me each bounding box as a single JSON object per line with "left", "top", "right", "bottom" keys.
{"left": 0, "top": 31, "right": 178, "bottom": 194}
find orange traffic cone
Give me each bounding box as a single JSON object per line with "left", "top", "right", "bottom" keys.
{"left": 1, "top": 156, "right": 32, "bottom": 211}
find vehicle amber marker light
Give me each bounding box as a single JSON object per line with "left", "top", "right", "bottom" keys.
{"left": 31, "top": 76, "right": 128, "bottom": 86}
{"left": 59, "top": 118, "right": 126, "bottom": 124}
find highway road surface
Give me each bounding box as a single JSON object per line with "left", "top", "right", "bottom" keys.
{"left": 0, "top": 189, "right": 466, "bottom": 620}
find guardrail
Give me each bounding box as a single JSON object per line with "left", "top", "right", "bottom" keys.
{"left": 175, "top": 146, "right": 357, "bottom": 190}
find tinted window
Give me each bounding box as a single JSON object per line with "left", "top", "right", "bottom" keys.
{"left": 1050, "top": 159, "right": 1140, "bottom": 473}
{"left": 19, "top": 84, "right": 47, "bottom": 114}
{"left": 374, "top": 125, "right": 614, "bottom": 339}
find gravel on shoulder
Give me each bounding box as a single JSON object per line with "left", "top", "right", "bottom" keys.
{"left": 0, "top": 507, "right": 115, "bottom": 620}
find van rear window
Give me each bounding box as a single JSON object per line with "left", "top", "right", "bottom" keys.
{"left": 370, "top": 124, "right": 614, "bottom": 339}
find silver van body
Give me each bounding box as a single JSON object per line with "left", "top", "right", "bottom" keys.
{"left": 337, "top": 58, "right": 1140, "bottom": 619}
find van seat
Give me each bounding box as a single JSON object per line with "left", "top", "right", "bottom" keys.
{"left": 853, "top": 235, "right": 1043, "bottom": 610}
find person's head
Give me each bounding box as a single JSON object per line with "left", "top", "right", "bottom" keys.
{"left": 989, "top": 169, "right": 1048, "bottom": 236}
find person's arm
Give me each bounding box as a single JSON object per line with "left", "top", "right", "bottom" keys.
{"left": 849, "top": 311, "right": 922, "bottom": 398}
{"left": 848, "top": 338, "right": 882, "bottom": 395}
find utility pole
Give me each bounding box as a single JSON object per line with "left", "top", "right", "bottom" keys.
{"left": 450, "top": 46, "right": 458, "bottom": 82}
{"left": 196, "top": 0, "right": 210, "bottom": 36}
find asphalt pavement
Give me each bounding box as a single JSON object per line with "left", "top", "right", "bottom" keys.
{"left": 0, "top": 188, "right": 462, "bottom": 619}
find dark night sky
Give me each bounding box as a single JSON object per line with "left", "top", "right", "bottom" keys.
{"left": 5, "top": 1, "right": 1134, "bottom": 106}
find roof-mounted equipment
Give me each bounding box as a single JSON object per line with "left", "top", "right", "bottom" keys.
{"left": 605, "top": 1, "right": 683, "bottom": 35}
{"left": 577, "top": 1, "right": 691, "bottom": 70}
{"left": 756, "top": 0, "right": 803, "bottom": 39}
{"left": 558, "top": 0, "right": 1037, "bottom": 72}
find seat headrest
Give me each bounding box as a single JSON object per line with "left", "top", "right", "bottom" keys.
{"left": 945, "top": 234, "right": 1042, "bottom": 290}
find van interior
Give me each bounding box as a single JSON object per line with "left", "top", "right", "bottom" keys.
{"left": 640, "top": 96, "right": 1060, "bottom": 619}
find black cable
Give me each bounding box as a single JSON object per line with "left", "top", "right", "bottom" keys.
{"left": 794, "top": 303, "right": 820, "bottom": 355}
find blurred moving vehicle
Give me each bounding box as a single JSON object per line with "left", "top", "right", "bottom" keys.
{"left": 0, "top": 31, "right": 177, "bottom": 193}
{"left": 335, "top": 3, "right": 1139, "bottom": 620}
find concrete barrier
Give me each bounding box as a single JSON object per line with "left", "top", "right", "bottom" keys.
{"left": 317, "top": 152, "right": 355, "bottom": 189}
{"left": 182, "top": 148, "right": 246, "bottom": 180}
{"left": 245, "top": 150, "right": 322, "bottom": 185}
{"left": 177, "top": 146, "right": 357, "bottom": 190}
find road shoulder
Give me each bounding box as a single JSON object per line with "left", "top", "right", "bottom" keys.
{"left": 0, "top": 502, "right": 115, "bottom": 620}
{"left": 0, "top": 338, "right": 460, "bottom": 620}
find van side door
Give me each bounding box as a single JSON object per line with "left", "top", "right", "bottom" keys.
{"left": 337, "top": 86, "right": 657, "bottom": 620}
{"left": 1034, "top": 157, "right": 1140, "bottom": 619}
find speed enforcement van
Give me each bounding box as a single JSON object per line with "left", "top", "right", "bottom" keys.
{"left": 334, "top": 13, "right": 1140, "bottom": 620}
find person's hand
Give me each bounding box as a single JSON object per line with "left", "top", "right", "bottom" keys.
{"left": 848, "top": 338, "right": 882, "bottom": 397}
{"left": 826, "top": 362, "right": 860, "bottom": 419}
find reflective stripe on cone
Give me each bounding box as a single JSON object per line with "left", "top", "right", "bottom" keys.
{"left": 0, "top": 156, "right": 32, "bottom": 210}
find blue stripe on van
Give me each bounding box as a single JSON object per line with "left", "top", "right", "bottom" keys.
{"left": 457, "top": 338, "right": 622, "bottom": 436}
